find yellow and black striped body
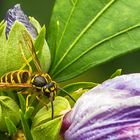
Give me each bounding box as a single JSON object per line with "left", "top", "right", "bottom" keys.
{"left": 0, "top": 70, "right": 31, "bottom": 84}
{"left": 0, "top": 70, "right": 57, "bottom": 99}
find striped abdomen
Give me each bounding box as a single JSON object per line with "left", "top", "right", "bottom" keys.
{"left": 0, "top": 70, "right": 31, "bottom": 84}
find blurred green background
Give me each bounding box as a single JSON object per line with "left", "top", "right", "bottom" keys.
{"left": 1, "top": 0, "right": 140, "bottom": 84}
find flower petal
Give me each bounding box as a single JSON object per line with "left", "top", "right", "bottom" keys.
{"left": 5, "top": 4, "right": 37, "bottom": 39}
{"left": 97, "top": 73, "right": 140, "bottom": 97}
{"left": 63, "top": 74, "right": 140, "bottom": 140}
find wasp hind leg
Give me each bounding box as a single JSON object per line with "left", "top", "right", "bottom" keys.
{"left": 17, "top": 90, "right": 31, "bottom": 112}
{"left": 26, "top": 94, "right": 31, "bottom": 111}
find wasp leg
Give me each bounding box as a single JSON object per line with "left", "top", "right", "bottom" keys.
{"left": 50, "top": 98, "right": 54, "bottom": 120}
{"left": 26, "top": 94, "right": 31, "bottom": 111}
{"left": 36, "top": 96, "right": 48, "bottom": 110}
{"left": 17, "top": 90, "right": 31, "bottom": 111}
{"left": 19, "top": 42, "right": 32, "bottom": 73}
{"left": 17, "top": 90, "right": 29, "bottom": 94}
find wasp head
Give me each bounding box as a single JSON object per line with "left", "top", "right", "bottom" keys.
{"left": 31, "top": 74, "right": 57, "bottom": 100}
{"left": 43, "top": 81, "right": 57, "bottom": 100}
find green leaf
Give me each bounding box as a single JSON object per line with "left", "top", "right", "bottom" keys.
{"left": 0, "top": 96, "right": 20, "bottom": 131}
{"left": 19, "top": 109, "right": 33, "bottom": 140}
{"left": 48, "top": 0, "right": 140, "bottom": 82}
{"left": 110, "top": 69, "right": 122, "bottom": 79}
{"left": 5, "top": 117, "right": 17, "bottom": 136}
{"left": 31, "top": 97, "right": 71, "bottom": 140}
{"left": 18, "top": 94, "right": 26, "bottom": 113}
{"left": 58, "top": 82, "right": 98, "bottom": 96}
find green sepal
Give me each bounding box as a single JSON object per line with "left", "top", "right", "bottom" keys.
{"left": 32, "top": 117, "right": 62, "bottom": 140}
{"left": 0, "top": 20, "right": 5, "bottom": 32}
{"left": 24, "top": 107, "right": 34, "bottom": 120}
{"left": 5, "top": 117, "right": 17, "bottom": 136}
{"left": 0, "top": 22, "right": 7, "bottom": 76}
{"left": 66, "top": 88, "right": 88, "bottom": 107}
{"left": 31, "top": 97, "right": 71, "bottom": 140}
{"left": 58, "top": 82, "right": 98, "bottom": 96}
{"left": 29, "top": 17, "right": 51, "bottom": 71}
{"left": 0, "top": 20, "right": 4, "bottom": 27}
{"left": 29, "top": 17, "right": 41, "bottom": 33}
{"left": 110, "top": 69, "right": 122, "bottom": 79}
{"left": 19, "top": 109, "right": 33, "bottom": 140}
{"left": 34, "top": 25, "right": 51, "bottom": 72}
{"left": 34, "top": 26, "right": 46, "bottom": 51}
{"left": 0, "top": 96, "right": 20, "bottom": 131}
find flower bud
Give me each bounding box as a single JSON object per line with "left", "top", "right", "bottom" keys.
{"left": 5, "top": 4, "right": 37, "bottom": 39}
{"left": 0, "top": 4, "right": 51, "bottom": 75}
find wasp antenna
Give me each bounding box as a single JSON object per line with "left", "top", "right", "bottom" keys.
{"left": 58, "top": 87, "right": 76, "bottom": 103}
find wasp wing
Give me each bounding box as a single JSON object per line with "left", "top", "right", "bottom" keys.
{"left": 22, "top": 30, "right": 42, "bottom": 73}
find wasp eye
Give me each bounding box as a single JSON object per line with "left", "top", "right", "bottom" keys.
{"left": 32, "top": 75, "right": 47, "bottom": 87}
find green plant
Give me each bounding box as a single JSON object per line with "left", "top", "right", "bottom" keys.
{"left": 1, "top": 0, "right": 140, "bottom": 139}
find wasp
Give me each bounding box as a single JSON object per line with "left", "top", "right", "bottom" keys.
{"left": 0, "top": 31, "right": 75, "bottom": 119}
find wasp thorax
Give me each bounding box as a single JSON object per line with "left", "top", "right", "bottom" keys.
{"left": 32, "top": 75, "right": 47, "bottom": 87}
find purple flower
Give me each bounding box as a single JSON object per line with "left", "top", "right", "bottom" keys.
{"left": 62, "top": 73, "right": 140, "bottom": 140}
{"left": 5, "top": 4, "right": 37, "bottom": 39}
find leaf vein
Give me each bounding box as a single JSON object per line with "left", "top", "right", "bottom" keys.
{"left": 55, "top": 0, "right": 78, "bottom": 56}
{"left": 52, "top": 0, "right": 116, "bottom": 74}
{"left": 53, "top": 23, "right": 140, "bottom": 78}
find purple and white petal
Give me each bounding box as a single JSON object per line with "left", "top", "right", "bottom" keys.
{"left": 96, "top": 73, "right": 140, "bottom": 96}
{"left": 62, "top": 73, "right": 140, "bottom": 140}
